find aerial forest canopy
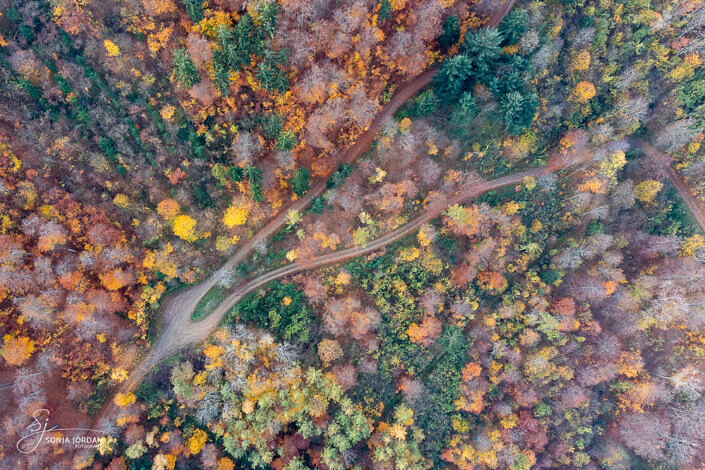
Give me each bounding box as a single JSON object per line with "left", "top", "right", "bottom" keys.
{"left": 1, "top": 0, "right": 705, "bottom": 469}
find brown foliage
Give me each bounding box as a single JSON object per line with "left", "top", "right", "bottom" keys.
{"left": 407, "top": 314, "right": 442, "bottom": 347}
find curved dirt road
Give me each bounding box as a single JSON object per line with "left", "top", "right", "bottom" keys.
{"left": 119, "top": 67, "right": 438, "bottom": 391}
{"left": 136, "top": 141, "right": 703, "bottom": 394}
{"left": 120, "top": 69, "right": 438, "bottom": 392}
{"left": 118, "top": 1, "right": 518, "bottom": 394}
{"left": 142, "top": 67, "right": 439, "bottom": 345}
{"left": 122, "top": 162, "right": 556, "bottom": 391}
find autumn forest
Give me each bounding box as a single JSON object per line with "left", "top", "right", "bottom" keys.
{"left": 1, "top": 0, "right": 705, "bottom": 468}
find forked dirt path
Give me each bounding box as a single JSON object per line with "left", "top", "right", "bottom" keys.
{"left": 124, "top": 134, "right": 705, "bottom": 396}
{"left": 117, "top": 1, "right": 518, "bottom": 394}
{"left": 117, "top": 68, "right": 438, "bottom": 392}
{"left": 116, "top": 71, "right": 438, "bottom": 390}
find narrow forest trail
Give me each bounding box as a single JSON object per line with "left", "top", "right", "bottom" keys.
{"left": 116, "top": 0, "right": 518, "bottom": 395}
{"left": 630, "top": 138, "right": 705, "bottom": 234}
{"left": 667, "top": 169, "right": 705, "bottom": 233}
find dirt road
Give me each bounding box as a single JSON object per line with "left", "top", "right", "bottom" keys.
{"left": 119, "top": 69, "right": 439, "bottom": 390}
{"left": 118, "top": 0, "right": 518, "bottom": 394}
{"left": 124, "top": 139, "right": 705, "bottom": 393}
{"left": 122, "top": 163, "right": 554, "bottom": 392}
{"left": 119, "top": 68, "right": 438, "bottom": 392}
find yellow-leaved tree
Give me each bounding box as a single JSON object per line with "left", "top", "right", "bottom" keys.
{"left": 187, "top": 429, "right": 208, "bottom": 455}
{"left": 104, "top": 39, "right": 120, "bottom": 56}
{"left": 573, "top": 81, "right": 596, "bottom": 103}
{"left": 634, "top": 179, "right": 663, "bottom": 204}
{"left": 1, "top": 335, "right": 35, "bottom": 366}
{"left": 114, "top": 392, "right": 136, "bottom": 407}
{"left": 571, "top": 50, "right": 590, "bottom": 71}
{"left": 223, "top": 201, "right": 250, "bottom": 228}
{"left": 600, "top": 150, "right": 627, "bottom": 181}
{"left": 173, "top": 215, "right": 198, "bottom": 241}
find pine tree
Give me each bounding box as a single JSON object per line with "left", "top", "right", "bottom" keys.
{"left": 244, "top": 163, "right": 262, "bottom": 184}
{"left": 414, "top": 89, "right": 439, "bottom": 116}
{"left": 173, "top": 49, "right": 200, "bottom": 88}
{"left": 501, "top": 91, "right": 538, "bottom": 135}
{"left": 433, "top": 54, "right": 473, "bottom": 105}
{"left": 257, "top": 49, "right": 290, "bottom": 92}
{"left": 450, "top": 91, "right": 477, "bottom": 129}
{"left": 181, "top": 0, "right": 203, "bottom": 23}
{"left": 438, "top": 15, "right": 460, "bottom": 51}
{"left": 212, "top": 49, "right": 231, "bottom": 96}
{"left": 462, "top": 28, "right": 503, "bottom": 80}
{"left": 499, "top": 9, "right": 529, "bottom": 45}
{"left": 256, "top": 2, "right": 280, "bottom": 39}
{"left": 260, "top": 113, "right": 282, "bottom": 141}
{"left": 290, "top": 167, "right": 310, "bottom": 197}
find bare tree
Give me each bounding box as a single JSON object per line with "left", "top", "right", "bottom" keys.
{"left": 231, "top": 131, "right": 262, "bottom": 166}
{"left": 653, "top": 119, "right": 696, "bottom": 153}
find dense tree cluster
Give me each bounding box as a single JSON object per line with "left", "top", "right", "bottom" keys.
{"left": 2, "top": 0, "right": 705, "bottom": 468}
{"left": 433, "top": 10, "right": 538, "bottom": 135}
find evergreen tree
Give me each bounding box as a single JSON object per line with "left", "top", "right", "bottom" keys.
{"left": 257, "top": 49, "right": 290, "bottom": 92}
{"left": 462, "top": 28, "right": 503, "bottom": 80}
{"left": 211, "top": 50, "right": 230, "bottom": 96}
{"left": 377, "top": 0, "right": 391, "bottom": 21}
{"left": 181, "top": 0, "right": 203, "bottom": 23}
{"left": 172, "top": 49, "right": 199, "bottom": 88}
{"left": 250, "top": 182, "right": 263, "bottom": 202}
{"left": 433, "top": 54, "right": 473, "bottom": 105}
{"left": 226, "top": 166, "right": 243, "bottom": 182}
{"left": 501, "top": 91, "right": 538, "bottom": 135}
{"left": 327, "top": 163, "right": 352, "bottom": 189}
{"left": 244, "top": 163, "right": 262, "bottom": 184}
{"left": 499, "top": 9, "right": 529, "bottom": 45}
{"left": 232, "top": 14, "right": 261, "bottom": 69}
{"left": 438, "top": 15, "right": 460, "bottom": 51}
{"left": 309, "top": 195, "right": 325, "bottom": 213}
{"left": 414, "top": 89, "right": 439, "bottom": 116}
{"left": 450, "top": 91, "right": 477, "bottom": 129}
{"left": 260, "top": 113, "right": 282, "bottom": 141}
{"left": 493, "top": 56, "right": 533, "bottom": 96}
{"left": 276, "top": 130, "right": 297, "bottom": 151}
{"left": 256, "top": 1, "right": 281, "bottom": 39}
{"left": 290, "top": 167, "right": 310, "bottom": 197}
